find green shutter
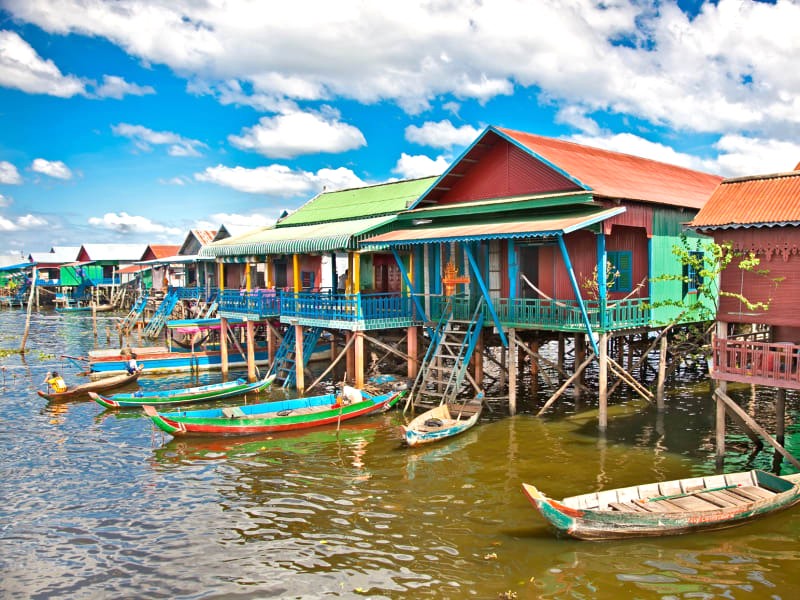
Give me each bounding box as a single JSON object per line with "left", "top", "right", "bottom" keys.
{"left": 608, "top": 251, "right": 633, "bottom": 293}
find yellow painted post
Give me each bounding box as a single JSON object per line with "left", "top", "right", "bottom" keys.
{"left": 353, "top": 253, "right": 361, "bottom": 293}
{"left": 218, "top": 262, "right": 225, "bottom": 292}
{"left": 407, "top": 326, "right": 418, "bottom": 379}
{"left": 266, "top": 257, "right": 273, "bottom": 288}
{"left": 293, "top": 254, "right": 300, "bottom": 292}
{"left": 245, "top": 263, "right": 251, "bottom": 292}
{"left": 355, "top": 331, "right": 364, "bottom": 388}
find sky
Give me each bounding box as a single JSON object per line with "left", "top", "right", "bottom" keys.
{"left": 1, "top": 0, "right": 800, "bottom": 263}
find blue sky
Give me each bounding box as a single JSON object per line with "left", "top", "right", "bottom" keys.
{"left": 1, "top": 0, "right": 799, "bottom": 263}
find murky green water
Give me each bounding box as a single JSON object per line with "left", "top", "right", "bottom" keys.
{"left": 2, "top": 310, "right": 800, "bottom": 599}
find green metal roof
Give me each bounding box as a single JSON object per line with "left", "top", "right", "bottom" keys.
{"left": 361, "top": 206, "right": 625, "bottom": 247}
{"left": 201, "top": 215, "right": 397, "bottom": 260}
{"left": 277, "top": 176, "right": 437, "bottom": 226}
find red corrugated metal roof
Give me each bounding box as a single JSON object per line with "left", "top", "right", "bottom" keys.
{"left": 690, "top": 171, "right": 800, "bottom": 228}
{"left": 147, "top": 245, "right": 181, "bottom": 259}
{"left": 498, "top": 127, "right": 723, "bottom": 209}
{"left": 193, "top": 230, "right": 217, "bottom": 245}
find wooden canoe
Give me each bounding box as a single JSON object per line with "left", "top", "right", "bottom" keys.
{"left": 402, "top": 398, "right": 483, "bottom": 447}
{"left": 37, "top": 371, "right": 141, "bottom": 402}
{"left": 89, "top": 373, "right": 276, "bottom": 408}
{"left": 521, "top": 469, "right": 800, "bottom": 540}
{"left": 144, "top": 386, "right": 404, "bottom": 437}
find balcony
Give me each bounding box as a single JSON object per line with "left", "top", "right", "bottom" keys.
{"left": 217, "top": 289, "right": 281, "bottom": 320}
{"left": 279, "top": 291, "right": 417, "bottom": 331}
{"left": 712, "top": 337, "right": 800, "bottom": 390}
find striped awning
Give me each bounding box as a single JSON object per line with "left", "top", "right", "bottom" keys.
{"left": 361, "top": 206, "right": 625, "bottom": 247}
{"left": 200, "top": 215, "right": 396, "bottom": 261}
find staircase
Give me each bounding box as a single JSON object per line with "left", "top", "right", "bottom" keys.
{"left": 268, "top": 326, "right": 323, "bottom": 388}
{"left": 405, "top": 298, "right": 484, "bottom": 411}
{"left": 142, "top": 288, "right": 179, "bottom": 339}
{"left": 118, "top": 291, "right": 149, "bottom": 332}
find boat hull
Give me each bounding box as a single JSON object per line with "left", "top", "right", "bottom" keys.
{"left": 88, "top": 347, "right": 271, "bottom": 377}
{"left": 402, "top": 402, "right": 482, "bottom": 447}
{"left": 522, "top": 469, "right": 800, "bottom": 541}
{"left": 90, "top": 374, "right": 275, "bottom": 408}
{"left": 37, "top": 372, "right": 140, "bottom": 402}
{"left": 145, "top": 389, "right": 403, "bottom": 437}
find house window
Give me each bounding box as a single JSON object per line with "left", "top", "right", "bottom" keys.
{"left": 684, "top": 251, "right": 704, "bottom": 295}
{"left": 301, "top": 270, "right": 315, "bottom": 290}
{"left": 607, "top": 251, "right": 632, "bottom": 293}
{"left": 273, "top": 261, "right": 287, "bottom": 288}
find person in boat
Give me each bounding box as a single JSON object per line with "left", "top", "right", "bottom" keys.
{"left": 43, "top": 371, "right": 68, "bottom": 393}
{"left": 126, "top": 353, "right": 141, "bottom": 375}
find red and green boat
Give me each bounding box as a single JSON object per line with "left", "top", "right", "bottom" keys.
{"left": 144, "top": 386, "right": 403, "bottom": 437}
{"left": 89, "top": 374, "right": 275, "bottom": 409}
{"left": 522, "top": 469, "right": 800, "bottom": 541}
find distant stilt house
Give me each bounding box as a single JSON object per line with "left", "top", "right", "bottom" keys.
{"left": 362, "top": 126, "right": 722, "bottom": 423}
{"left": 689, "top": 167, "right": 800, "bottom": 470}
{"left": 200, "top": 177, "right": 437, "bottom": 387}
{"left": 26, "top": 246, "right": 80, "bottom": 307}
{"left": 177, "top": 229, "right": 218, "bottom": 288}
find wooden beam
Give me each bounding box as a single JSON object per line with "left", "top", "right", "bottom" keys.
{"left": 306, "top": 334, "right": 355, "bottom": 393}
{"left": 714, "top": 388, "right": 800, "bottom": 470}
{"left": 607, "top": 356, "right": 654, "bottom": 402}
{"left": 537, "top": 352, "right": 595, "bottom": 416}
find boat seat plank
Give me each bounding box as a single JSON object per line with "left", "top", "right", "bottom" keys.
{"left": 633, "top": 500, "right": 670, "bottom": 513}
{"left": 662, "top": 495, "right": 720, "bottom": 511}
{"left": 696, "top": 491, "right": 741, "bottom": 508}
{"left": 715, "top": 489, "right": 754, "bottom": 505}
{"left": 222, "top": 406, "right": 246, "bottom": 418}
{"left": 729, "top": 486, "right": 775, "bottom": 501}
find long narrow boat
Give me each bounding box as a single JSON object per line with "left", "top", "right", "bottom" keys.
{"left": 521, "top": 469, "right": 800, "bottom": 540}
{"left": 37, "top": 371, "right": 141, "bottom": 402}
{"left": 144, "top": 386, "right": 403, "bottom": 437}
{"left": 89, "top": 373, "right": 276, "bottom": 409}
{"left": 402, "top": 397, "right": 483, "bottom": 447}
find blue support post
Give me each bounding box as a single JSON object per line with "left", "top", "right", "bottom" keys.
{"left": 391, "top": 248, "right": 433, "bottom": 336}
{"left": 558, "top": 234, "right": 599, "bottom": 357}
{"left": 597, "top": 232, "right": 607, "bottom": 331}
{"left": 508, "top": 239, "right": 518, "bottom": 299}
{"left": 464, "top": 245, "right": 508, "bottom": 348}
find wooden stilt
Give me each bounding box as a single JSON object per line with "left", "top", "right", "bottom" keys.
{"left": 294, "top": 323, "right": 305, "bottom": 393}
{"left": 574, "top": 334, "right": 585, "bottom": 401}
{"left": 346, "top": 331, "right": 354, "bottom": 383}
{"left": 557, "top": 333, "right": 565, "bottom": 374}
{"left": 509, "top": 328, "right": 517, "bottom": 415}
{"left": 656, "top": 334, "right": 668, "bottom": 411}
{"left": 408, "top": 326, "right": 418, "bottom": 379}
{"left": 776, "top": 388, "right": 786, "bottom": 447}
{"left": 245, "top": 320, "right": 256, "bottom": 382}
{"left": 714, "top": 388, "right": 800, "bottom": 470}
{"left": 474, "top": 330, "right": 484, "bottom": 387}
{"left": 306, "top": 334, "right": 356, "bottom": 393}
{"left": 354, "top": 331, "right": 364, "bottom": 388}
{"left": 598, "top": 332, "right": 608, "bottom": 431}
{"left": 499, "top": 345, "right": 506, "bottom": 390}
{"left": 267, "top": 322, "right": 276, "bottom": 366}
{"left": 220, "top": 316, "right": 229, "bottom": 378}
{"left": 537, "top": 352, "right": 595, "bottom": 416}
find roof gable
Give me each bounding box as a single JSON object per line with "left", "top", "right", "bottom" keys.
{"left": 690, "top": 171, "right": 800, "bottom": 229}
{"left": 414, "top": 126, "right": 721, "bottom": 211}
{"left": 77, "top": 243, "right": 148, "bottom": 262}
{"left": 179, "top": 230, "right": 217, "bottom": 255}
{"left": 142, "top": 245, "right": 181, "bottom": 260}
{"left": 278, "top": 176, "right": 438, "bottom": 227}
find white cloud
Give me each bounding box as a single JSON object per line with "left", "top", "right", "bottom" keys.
{"left": 0, "top": 29, "right": 86, "bottom": 97}
{"left": 31, "top": 158, "right": 73, "bottom": 180}
{"left": 229, "top": 108, "right": 366, "bottom": 159}
{"left": 195, "top": 212, "right": 277, "bottom": 232}
{"left": 0, "top": 193, "right": 10, "bottom": 207}
{"left": 112, "top": 123, "right": 206, "bottom": 157}
{"left": 405, "top": 120, "right": 480, "bottom": 150}
{"left": 0, "top": 213, "right": 47, "bottom": 231}
{"left": 88, "top": 212, "right": 182, "bottom": 235}
{"left": 711, "top": 135, "right": 800, "bottom": 178}
{"left": 159, "top": 176, "right": 189, "bottom": 186}
{"left": 195, "top": 164, "right": 366, "bottom": 196}
{"left": 93, "top": 75, "right": 155, "bottom": 99}
{"left": 392, "top": 153, "right": 448, "bottom": 179}
{"left": 0, "top": 161, "right": 22, "bottom": 184}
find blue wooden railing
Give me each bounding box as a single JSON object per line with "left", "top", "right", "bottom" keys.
{"left": 218, "top": 289, "right": 281, "bottom": 317}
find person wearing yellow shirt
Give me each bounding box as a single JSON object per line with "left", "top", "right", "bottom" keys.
{"left": 44, "top": 371, "right": 68, "bottom": 393}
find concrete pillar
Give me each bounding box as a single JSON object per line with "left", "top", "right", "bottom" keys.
{"left": 656, "top": 334, "right": 668, "bottom": 411}
{"left": 220, "top": 316, "right": 229, "bottom": 378}
{"left": 294, "top": 323, "right": 305, "bottom": 393}
{"left": 246, "top": 320, "right": 256, "bottom": 382}
{"left": 407, "top": 325, "right": 419, "bottom": 379}
{"left": 355, "top": 330, "right": 365, "bottom": 388}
